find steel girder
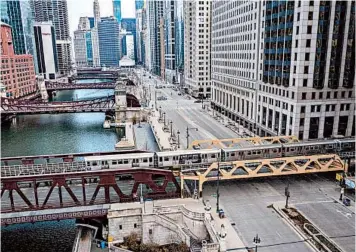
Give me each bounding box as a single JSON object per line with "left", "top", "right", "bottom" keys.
{"left": 1, "top": 168, "right": 180, "bottom": 213}
{"left": 45, "top": 82, "right": 116, "bottom": 91}
{"left": 180, "top": 154, "right": 345, "bottom": 197}
{"left": 189, "top": 135, "right": 300, "bottom": 149}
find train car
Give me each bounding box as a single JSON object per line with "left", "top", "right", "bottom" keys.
{"left": 283, "top": 140, "right": 337, "bottom": 156}
{"left": 222, "top": 144, "right": 283, "bottom": 161}
{"left": 155, "top": 149, "right": 221, "bottom": 168}
{"left": 84, "top": 153, "right": 155, "bottom": 170}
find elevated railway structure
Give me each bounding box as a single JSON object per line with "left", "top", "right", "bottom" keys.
{"left": 45, "top": 81, "right": 116, "bottom": 91}
{"left": 0, "top": 96, "right": 115, "bottom": 115}
{"left": 180, "top": 154, "right": 346, "bottom": 197}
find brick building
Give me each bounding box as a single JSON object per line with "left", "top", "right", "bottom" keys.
{"left": 1, "top": 22, "right": 36, "bottom": 98}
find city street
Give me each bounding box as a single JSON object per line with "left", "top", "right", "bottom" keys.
{"left": 136, "top": 70, "right": 241, "bottom": 149}
{"left": 202, "top": 174, "right": 355, "bottom": 252}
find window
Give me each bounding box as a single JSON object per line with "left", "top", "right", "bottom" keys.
{"left": 326, "top": 105, "right": 330, "bottom": 111}
{"left": 312, "top": 92, "right": 316, "bottom": 99}
{"left": 334, "top": 92, "right": 337, "bottom": 99}
{"left": 307, "top": 26, "right": 312, "bottom": 34}
{"left": 296, "top": 40, "right": 298, "bottom": 47}
{"left": 306, "top": 39, "right": 311, "bottom": 47}
{"left": 119, "top": 225, "right": 122, "bottom": 230}
{"left": 295, "top": 53, "right": 298, "bottom": 60}
{"left": 305, "top": 53, "right": 310, "bottom": 61}
{"left": 296, "top": 26, "right": 299, "bottom": 35}
{"left": 308, "top": 11, "right": 313, "bottom": 20}
{"left": 319, "top": 92, "right": 323, "bottom": 99}
{"left": 149, "top": 229, "right": 153, "bottom": 235}
{"left": 301, "top": 106, "right": 306, "bottom": 113}
{"left": 341, "top": 91, "right": 345, "bottom": 98}
{"left": 302, "top": 93, "right": 307, "bottom": 100}
{"left": 327, "top": 92, "right": 331, "bottom": 99}
{"left": 300, "top": 118, "right": 305, "bottom": 126}
{"left": 134, "top": 224, "right": 137, "bottom": 228}
{"left": 297, "top": 13, "right": 300, "bottom": 21}
{"left": 304, "top": 66, "right": 309, "bottom": 74}
{"left": 303, "top": 79, "right": 308, "bottom": 87}
{"left": 310, "top": 0, "right": 314, "bottom": 6}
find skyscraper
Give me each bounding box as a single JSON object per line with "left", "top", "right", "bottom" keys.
{"left": 147, "top": 0, "right": 164, "bottom": 75}
{"left": 1, "top": 0, "right": 38, "bottom": 73}
{"left": 1, "top": 22, "right": 37, "bottom": 98}
{"left": 34, "top": 22, "right": 58, "bottom": 79}
{"left": 93, "top": 0, "right": 101, "bottom": 27}
{"left": 184, "top": 0, "right": 212, "bottom": 98}
{"left": 135, "top": 0, "right": 144, "bottom": 10}
{"left": 112, "top": 0, "right": 122, "bottom": 24}
{"left": 164, "top": 0, "right": 175, "bottom": 83}
{"left": 175, "top": 0, "right": 184, "bottom": 84}
{"left": 30, "top": 0, "right": 71, "bottom": 75}
{"left": 211, "top": 1, "right": 355, "bottom": 140}
{"left": 121, "top": 18, "right": 137, "bottom": 63}
{"left": 98, "top": 17, "right": 120, "bottom": 67}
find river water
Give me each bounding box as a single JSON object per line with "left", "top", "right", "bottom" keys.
{"left": 1, "top": 79, "right": 158, "bottom": 251}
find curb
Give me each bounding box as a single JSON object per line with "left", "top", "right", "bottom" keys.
{"left": 272, "top": 204, "right": 320, "bottom": 252}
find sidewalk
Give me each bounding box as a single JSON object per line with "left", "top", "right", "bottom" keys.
{"left": 203, "top": 195, "right": 248, "bottom": 251}
{"left": 149, "top": 109, "right": 172, "bottom": 151}
{"left": 203, "top": 107, "right": 256, "bottom": 138}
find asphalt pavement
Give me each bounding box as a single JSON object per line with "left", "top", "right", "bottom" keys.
{"left": 138, "top": 72, "right": 239, "bottom": 149}
{"left": 202, "top": 174, "right": 355, "bottom": 252}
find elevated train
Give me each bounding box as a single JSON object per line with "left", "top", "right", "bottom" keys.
{"left": 84, "top": 138, "right": 355, "bottom": 170}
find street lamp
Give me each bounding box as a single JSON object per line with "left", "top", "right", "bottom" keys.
{"left": 253, "top": 234, "right": 261, "bottom": 252}
{"left": 169, "top": 120, "right": 173, "bottom": 137}
{"left": 186, "top": 126, "right": 198, "bottom": 149}
{"left": 216, "top": 160, "right": 220, "bottom": 213}
{"left": 177, "top": 130, "right": 180, "bottom": 148}
{"left": 163, "top": 112, "right": 166, "bottom": 126}
{"left": 285, "top": 183, "right": 290, "bottom": 208}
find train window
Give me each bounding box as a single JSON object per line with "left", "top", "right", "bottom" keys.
{"left": 257, "top": 151, "right": 261, "bottom": 154}
{"left": 231, "top": 153, "right": 235, "bottom": 157}
{"left": 112, "top": 161, "right": 117, "bottom": 165}
{"left": 143, "top": 158, "right": 148, "bottom": 163}
{"left": 164, "top": 157, "right": 169, "bottom": 161}
{"left": 149, "top": 157, "right": 152, "bottom": 162}
{"left": 118, "top": 160, "right": 123, "bottom": 164}
{"left": 226, "top": 153, "right": 230, "bottom": 157}
{"left": 123, "top": 159, "right": 129, "bottom": 164}
{"left": 211, "top": 154, "right": 216, "bottom": 158}
{"left": 87, "top": 162, "right": 91, "bottom": 166}
{"left": 247, "top": 152, "right": 251, "bottom": 155}
{"left": 159, "top": 157, "right": 163, "bottom": 162}
{"left": 290, "top": 148, "right": 295, "bottom": 152}
{"left": 92, "top": 161, "right": 97, "bottom": 166}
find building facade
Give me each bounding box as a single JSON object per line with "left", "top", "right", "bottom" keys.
{"left": 98, "top": 17, "right": 120, "bottom": 67}
{"left": 1, "top": 22, "right": 37, "bottom": 98}
{"left": 211, "top": 0, "right": 355, "bottom": 140}
{"left": 30, "top": 0, "right": 72, "bottom": 76}
{"left": 136, "top": 9, "right": 143, "bottom": 64}
{"left": 184, "top": 0, "right": 212, "bottom": 98}
{"left": 175, "top": 0, "right": 184, "bottom": 85}
{"left": 159, "top": 17, "right": 165, "bottom": 79}
{"left": 164, "top": 0, "right": 175, "bottom": 83}
{"left": 135, "top": 0, "right": 144, "bottom": 10}
{"left": 121, "top": 18, "right": 137, "bottom": 63}
{"left": 1, "top": 0, "right": 38, "bottom": 73}
{"left": 34, "top": 22, "right": 58, "bottom": 79}
{"left": 112, "top": 0, "right": 122, "bottom": 24}
{"left": 74, "top": 17, "right": 99, "bottom": 67}
{"left": 147, "top": 0, "right": 164, "bottom": 75}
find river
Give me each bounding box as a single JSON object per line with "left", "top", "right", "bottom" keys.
{"left": 1, "top": 79, "right": 158, "bottom": 251}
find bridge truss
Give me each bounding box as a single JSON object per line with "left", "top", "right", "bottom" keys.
{"left": 0, "top": 96, "right": 115, "bottom": 115}
{"left": 1, "top": 168, "right": 180, "bottom": 214}
{"left": 180, "top": 154, "right": 345, "bottom": 197}
{"left": 45, "top": 81, "right": 116, "bottom": 91}
{"left": 189, "top": 135, "right": 299, "bottom": 149}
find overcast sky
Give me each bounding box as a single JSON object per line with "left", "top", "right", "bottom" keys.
{"left": 67, "top": 0, "right": 135, "bottom": 36}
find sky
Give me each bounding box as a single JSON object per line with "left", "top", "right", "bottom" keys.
{"left": 67, "top": 0, "right": 135, "bottom": 36}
